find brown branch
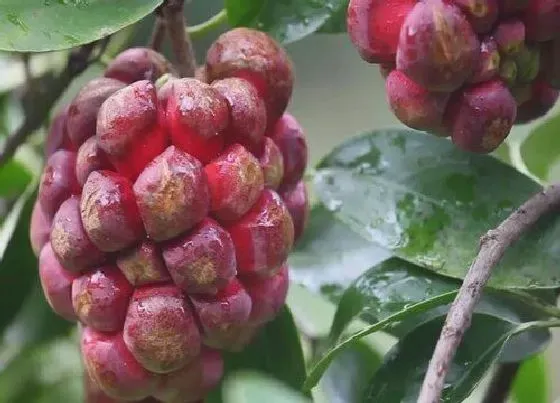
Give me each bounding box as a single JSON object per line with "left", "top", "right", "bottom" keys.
{"left": 149, "top": 7, "right": 166, "bottom": 51}
{"left": 0, "top": 40, "right": 109, "bottom": 167}
{"left": 161, "top": 0, "right": 196, "bottom": 77}
{"left": 481, "top": 363, "right": 520, "bottom": 403}
{"left": 417, "top": 183, "right": 560, "bottom": 403}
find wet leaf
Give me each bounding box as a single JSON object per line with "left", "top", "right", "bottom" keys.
{"left": 313, "top": 128, "right": 560, "bottom": 289}
{"left": 512, "top": 353, "right": 549, "bottom": 403}
{"left": 226, "top": 0, "right": 347, "bottom": 44}
{"left": 364, "top": 314, "right": 518, "bottom": 403}
{"left": 0, "top": 1, "right": 162, "bottom": 52}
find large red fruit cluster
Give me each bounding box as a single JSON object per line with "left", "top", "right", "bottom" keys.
{"left": 30, "top": 28, "right": 309, "bottom": 403}
{"left": 348, "top": 0, "right": 560, "bottom": 153}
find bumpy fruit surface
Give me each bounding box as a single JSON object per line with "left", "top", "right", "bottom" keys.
{"left": 31, "top": 36, "right": 309, "bottom": 403}
{"left": 348, "top": 0, "right": 560, "bottom": 153}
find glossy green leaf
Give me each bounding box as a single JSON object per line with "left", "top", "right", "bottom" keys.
{"left": 364, "top": 314, "right": 517, "bottom": 403}
{"left": 223, "top": 372, "right": 312, "bottom": 403}
{"left": 207, "top": 307, "right": 308, "bottom": 402}
{"left": 313, "top": 128, "right": 560, "bottom": 288}
{"left": 0, "top": 0, "right": 162, "bottom": 52}
{"left": 228, "top": 0, "right": 347, "bottom": 44}
{"left": 318, "top": 340, "right": 382, "bottom": 403}
{"left": 0, "top": 183, "right": 39, "bottom": 334}
{"left": 225, "top": 0, "right": 264, "bottom": 26}
{"left": 311, "top": 258, "right": 550, "bottom": 393}
{"left": 512, "top": 354, "right": 549, "bottom": 403}
{"left": 304, "top": 290, "right": 456, "bottom": 390}
{"left": 0, "top": 159, "right": 33, "bottom": 197}
{"left": 289, "top": 204, "right": 390, "bottom": 300}
{"left": 520, "top": 112, "right": 560, "bottom": 181}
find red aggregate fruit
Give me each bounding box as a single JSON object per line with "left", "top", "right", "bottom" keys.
{"left": 523, "top": 0, "right": 560, "bottom": 42}
{"left": 445, "top": 79, "right": 517, "bottom": 153}
{"left": 259, "top": 137, "right": 285, "bottom": 190}
{"left": 241, "top": 265, "right": 289, "bottom": 325}
{"left": 72, "top": 265, "right": 133, "bottom": 332}
{"left": 227, "top": 189, "right": 294, "bottom": 276}
{"left": 81, "top": 171, "right": 144, "bottom": 252}
{"left": 123, "top": 285, "right": 202, "bottom": 373}
{"left": 205, "top": 27, "right": 294, "bottom": 125}
{"left": 164, "top": 78, "right": 230, "bottom": 164}
{"left": 33, "top": 36, "right": 305, "bottom": 402}
{"left": 76, "top": 137, "right": 113, "bottom": 187}
{"left": 205, "top": 144, "right": 264, "bottom": 222}
{"left": 468, "top": 36, "right": 500, "bottom": 83}
{"left": 386, "top": 70, "right": 450, "bottom": 133}
{"left": 279, "top": 180, "right": 310, "bottom": 244}
{"left": 154, "top": 348, "right": 223, "bottom": 403}
{"left": 39, "top": 243, "right": 78, "bottom": 321}
{"left": 451, "top": 0, "right": 498, "bottom": 34}
{"left": 97, "top": 80, "right": 167, "bottom": 180}
{"left": 116, "top": 240, "right": 171, "bottom": 287}
{"left": 162, "top": 218, "right": 236, "bottom": 295}
{"left": 347, "top": 0, "right": 417, "bottom": 64}
{"left": 269, "top": 113, "right": 308, "bottom": 188}
{"left": 45, "top": 106, "right": 74, "bottom": 157}
{"left": 396, "top": 0, "right": 480, "bottom": 92}
{"left": 82, "top": 328, "right": 157, "bottom": 400}
{"left": 105, "top": 47, "right": 174, "bottom": 84}
{"left": 38, "top": 150, "right": 80, "bottom": 219}
{"left": 67, "top": 78, "right": 126, "bottom": 148}
{"left": 133, "top": 146, "right": 209, "bottom": 242}
{"left": 498, "top": 0, "right": 529, "bottom": 14}
{"left": 211, "top": 77, "right": 267, "bottom": 155}
{"left": 30, "top": 201, "right": 52, "bottom": 257}
{"left": 190, "top": 278, "right": 252, "bottom": 350}
{"left": 50, "top": 196, "right": 106, "bottom": 272}
{"left": 516, "top": 80, "right": 560, "bottom": 123}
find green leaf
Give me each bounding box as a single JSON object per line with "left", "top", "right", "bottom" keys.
{"left": 318, "top": 340, "right": 382, "bottom": 403}
{"left": 520, "top": 112, "right": 560, "bottom": 181}
{"left": 313, "top": 128, "right": 560, "bottom": 289}
{"left": 364, "top": 314, "right": 517, "bottom": 403}
{"left": 512, "top": 354, "right": 549, "bottom": 403}
{"left": 223, "top": 372, "right": 312, "bottom": 403}
{"left": 0, "top": 0, "right": 162, "bottom": 52}
{"left": 0, "top": 182, "right": 39, "bottom": 334}
{"left": 326, "top": 258, "right": 550, "bottom": 365}
{"left": 304, "top": 290, "right": 456, "bottom": 390}
{"left": 289, "top": 204, "right": 390, "bottom": 300}
{"left": 207, "top": 307, "right": 308, "bottom": 402}
{"left": 225, "top": 0, "right": 264, "bottom": 27}
{"left": 0, "top": 159, "right": 32, "bottom": 197}
{"left": 229, "top": 0, "right": 347, "bottom": 44}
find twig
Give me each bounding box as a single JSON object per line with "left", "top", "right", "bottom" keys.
{"left": 0, "top": 40, "right": 109, "bottom": 167}
{"left": 481, "top": 363, "right": 520, "bottom": 403}
{"left": 149, "top": 7, "right": 166, "bottom": 51}
{"left": 417, "top": 183, "right": 560, "bottom": 403}
{"left": 162, "top": 0, "right": 196, "bottom": 77}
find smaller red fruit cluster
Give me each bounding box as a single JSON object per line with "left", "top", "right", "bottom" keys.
{"left": 30, "top": 28, "right": 309, "bottom": 403}
{"left": 348, "top": 0, "right": 560, "bottom": 153}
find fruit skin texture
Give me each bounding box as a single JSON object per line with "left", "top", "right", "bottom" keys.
{"left": 347, "top": 0, "right": 417, "bottom": 64}
{"left": 523, "top": 0, "right": 560, "bottom": 42}
{"left": 385, "top": 70, "right": 450, "bottom": 133}
{"left": 33, "top": 40, "right": 309, "bottom": 402}
{"left": 67, "top": 78, "right": 126, "bottom": 148}
{"left": 493, "top": 19, "right": 525, "bottom": 55}
{"left": 123, "top": 285, "right": 201, "bottom": 374}
{"left": 445, "top": 80, "right": 517, "bottom": 153}
{"left": 39, "top": 243, "right": 78, "bottom": 321}
{"left": 516, "top": 80, "right": 560, "bottom": 123}
{"left": 227, "top": 189, "right": 294, "bottom": 276}
{"left": 468, "top": 37, "right": 500, "bottom": 84}
{"left": 205, "top": 27, "right": 294, "bottom": 125}
{"left": 269, "top": 113, "right": 308, "bottom": 188}
{"left": 105, "top": 47, "right": 174, "bottom": 84}
{"left": 396, "top": 0, "right": 480, "bottom": 92}
{"left": 451, "top": 0, "right": 498, "bottom": 34}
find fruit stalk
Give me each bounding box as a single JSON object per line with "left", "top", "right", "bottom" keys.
{"left": 162, "top": 0, "right": 196, "bottom": 77}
